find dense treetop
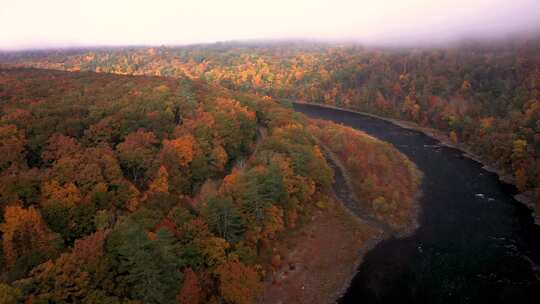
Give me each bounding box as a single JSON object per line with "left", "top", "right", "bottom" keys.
{"left": 0, "top": 67, "right": 420, "bottom": 303}
{"left": 0, "top": 68, "right": 325, "bottom": 303}
{"left": 4, "top": 40, "right": 537, "bottom": 212}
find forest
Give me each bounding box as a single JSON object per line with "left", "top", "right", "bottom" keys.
{"left": 0, "top": 67, "right": 421, "bottom": 303}
{"left": 3, "top": 39, "right": 539, "bottom": 215}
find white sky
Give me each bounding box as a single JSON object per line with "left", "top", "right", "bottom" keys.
{"left": 1, "top": 0, "right": 539, "bottom": 50}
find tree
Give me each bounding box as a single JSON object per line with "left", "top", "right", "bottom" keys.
{"left": 159, "top": 135, "right": 199, "bottom": 194}
{"left": 106, "top": 219, "right": 182, "bottom": 304}
{"left": 260, "top": 205, "right": 285, "bottom": 240}
{"left": 40, "top": 179, "right": 99, "bottom": 242}
{"left": 0, "top": 283, "right": 22, "bottom": 304}
{"left": 49, "top": 145, "right": 128, "bottom": 200}
{"left": 216, "top": 259, "right": 262, "bottom": 304}
{"left": 72, "top": 229, "right": 109, "bottom": 267}
{"left": 162, "top": 135, "right": 197, "bottom": 167}
{"left": 147, "top": 165, "right": 170, "bottom": 194}
{"left": 40, "top": 199, "right": 71, "bottom": 241}
{"left": 83, "top": 116, "right": 122, "bottom": 145}
{"left": 94, "top": 209, "right": 114, "bottom": 230}
{"left": 41, "top": 180, "right": 82, "bottom": 207}
{"left": 0, "top": 124, "right": 27, "bottom": 172}
{"left": 169, "top": 206, "right": 196, "bottom": 232}
{"left": 0, "top": 167, "right": 43, "bottom": 210}
{"left": 200, "top": 236, "right": 229, "bottom": 267}
{"left": 42, "top": 134, "right": 81, "bottom": 164}
{"left": 24, "top": 230, "right": 109, "bottom": 302}
{"left": 240, "top": 164, "right": 287, "bottom": 224}
{"left": 116, "top": 129, "right": 159, "bottom": 187}
{"left": 449, "top": 131, "right": 458, "bottom": 144}
{"left": 155, "top": 217, "right": 178, "bottom": 237}
{"left": 211, "top": 98, "right": 257, "bottom": 159}
{"left": 204, "top": 196, "right": 244, "bottom": 243}
{"left": 512, "top": 139, "right": 528, "bottom": 161}
{"left": 402, "top": 96, "right": 420, "bottom": 122}
{"left": 516, "top": 167, "right": 528, "bottom": 192}
{"left": 210, "top": 145, "right": 228, "bottom": 173}
{"left": 176, "top": 268, "right": 201, "bottom": 304}
{"left": 1, "top": 205, "right": 61, "bottom": 270}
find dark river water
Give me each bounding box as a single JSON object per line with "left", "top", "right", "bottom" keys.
{"left": 293, "top": 103, "right": 540, "bottom": 304}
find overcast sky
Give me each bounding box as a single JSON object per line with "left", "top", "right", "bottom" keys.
{"left": 1, "top": 0, "right": 539, "bottom": 50}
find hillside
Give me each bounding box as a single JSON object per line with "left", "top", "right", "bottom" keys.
{"left": 0, "top": 68, "right": 420, "bottom": 303}
{"left": 3, "top": 40, "right": 539, "bottom": 215}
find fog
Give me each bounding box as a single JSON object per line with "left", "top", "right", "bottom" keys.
{"left": 1, "top": 0, "right": 539, "bottom": 50}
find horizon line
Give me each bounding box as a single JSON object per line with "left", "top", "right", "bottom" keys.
{"left": 2, "top": 32, "right": 540, "bottom": 53}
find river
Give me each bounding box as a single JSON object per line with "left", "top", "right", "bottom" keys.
{"left": 293, "top": 103, "right": 540, "bottom": 304}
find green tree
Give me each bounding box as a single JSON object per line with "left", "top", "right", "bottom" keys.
{"left": 204, "top": 196, "right": 244, "bottom": 243}
{"left": 106, "top": 219, "right": 182, "bottom": 304}
{"left": 240, "top": 164, "right": 287, "bottom": 223}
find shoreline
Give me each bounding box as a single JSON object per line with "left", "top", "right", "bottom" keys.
{"left": 292, "top": 101, "right": 540, "bottom": 225}
{"left": 321, "top": 146, "right": 390, "bottom": 303}
{"left": 319, "top": 142, "right": 421, "bottom": 238}
{"left": 258, "top": 124, "right": 423, "bottom": 304}
{"left": 257, "top": 191, "right": 383, "bottom": 304}
{"left": 317, "top": 132, "right": 423, "bottom": 302}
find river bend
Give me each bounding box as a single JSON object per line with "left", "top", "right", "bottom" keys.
{"left": 294, "top": 103, "right": 540, "bottom": 304}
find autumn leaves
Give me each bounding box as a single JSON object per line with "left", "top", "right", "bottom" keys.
{"left": 0, "top": 69, "right": 335, "bottom": 303}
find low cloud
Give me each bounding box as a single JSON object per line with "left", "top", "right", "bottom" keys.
{"left": 1, "top": 0, "right": 539, "bottom": 50}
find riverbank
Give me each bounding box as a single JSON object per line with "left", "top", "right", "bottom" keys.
{"left": 292, "top": 101, "right": 539, "bottom": 225}
{"left": 309, "top": 118, "right": 423, "bottom": 234}
{"left": 294, "top": 102, "right": 540, "bottom": 303}
{"left": 319, "top": 141, "right": 420, "bottom": 237}
{"left": 258, "top": 195, "right": 383, "bottom": 304}
{"left": 258, "top": 116, "right": 424, "bottom": 303}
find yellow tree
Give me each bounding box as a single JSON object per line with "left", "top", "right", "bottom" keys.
{"left": 216, "top": 259, "right": 262, "bottom": 304}
{"left": 515, "top": 167, "right": 528, "bottom": 192}
{"left": 141, "top": 165, "right": 170, "bottom": 204}
{"left": 0, "top": 124, "right": 27, "bottom": 172}
{"left": 449, "top": 131, "right": 458, "bottom": 144}
{"left": 162, "top": 135, "right": 197, "bottom": 167}
{"left": 148, "top": 165, "right": 170, "bottom": 194}
{"left": 1, "top": 205, "right": 60, "bottom": 267}
{"left": 41, "top": 180, "right": 82, "bottom": 207}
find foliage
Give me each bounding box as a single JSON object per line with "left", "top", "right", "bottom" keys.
{"left": 204, "top": 196, "right": 245, "bottom": 243}
{"left": 1, "top": 205, "right": 61, "bottom": 272}
{"left": 0, "top": 283, "right": 22, "bottom": 304}
{"left": 176, "top": 268, "right": 201, "bottom": 304}
{"left": 310, "top": 120, "right": 422, "bottom": 230}
{"left": 215, "top": 258, "right": 262, "bottom": 304}
{"left": 105, "top": 220, "right": 182, "bottom": 304}
{"left": 8, "top": 41, "right": 539, "bottom": 210}
{"left": 0, "top": 67, "right": 350, "bottom": 302}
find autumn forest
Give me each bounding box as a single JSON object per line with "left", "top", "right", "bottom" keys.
{"left": 4, "top": 40, "right": 539, "bottom": 213}
{"left": 0, "top": 36, "right": 540, "bottom": 303}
